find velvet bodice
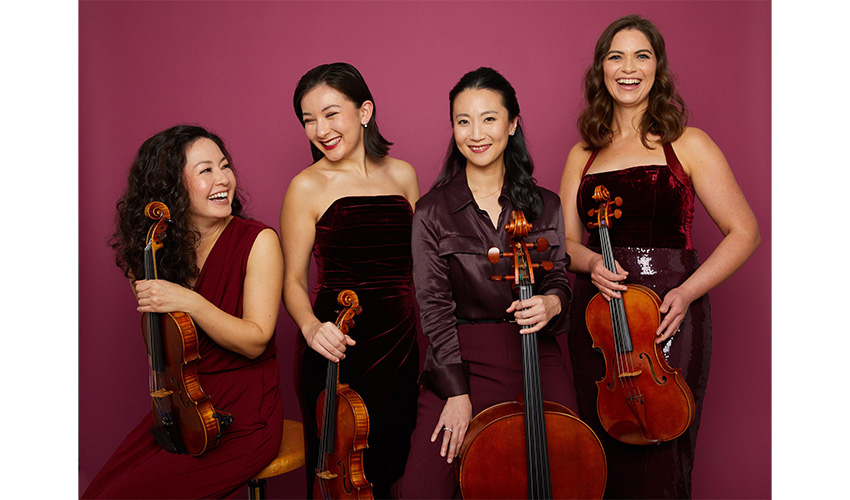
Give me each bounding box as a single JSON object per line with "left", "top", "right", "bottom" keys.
{"left": 578, "top": 143, "right": 695, "bottom": 250}
{"left": 313, "top": 195, "right": 414, "bottom": 291}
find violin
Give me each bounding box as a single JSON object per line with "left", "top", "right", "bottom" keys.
{"left": 314, "top": 290, "right": 373, "bottom": 500}
{"left": 584, "top": 185, "right": 694, "bottom": 445}
{"left": 142, "top": 201, "right": 232, "bottom": 455}
{"left": 457, "top": 211, "right": 607, "bottom": 500}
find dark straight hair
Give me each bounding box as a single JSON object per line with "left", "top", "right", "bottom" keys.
{"left": 435, "top": 66, "right": 543, "bottom": 221}
{"left": 293, "top": 62, "right": 392, "bottom": 162}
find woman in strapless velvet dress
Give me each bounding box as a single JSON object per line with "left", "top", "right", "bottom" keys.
{"left": 281, "top": 62, "right": 421, "bottom": 500}
{"left": 558, "top": 16, "right": 760, "bottom": 499}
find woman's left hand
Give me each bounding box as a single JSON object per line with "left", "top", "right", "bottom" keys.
{"left": 507, "top": 294, "right": 561, "bottom": 334}
{"left": 656, "top": 286, "right": 694, "bottom": 343}
{"left": 134, "top": 279, "right": 195, "bottom": 314}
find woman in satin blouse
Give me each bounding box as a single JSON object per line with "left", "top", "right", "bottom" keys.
{"left": 393, "top": 67, "right": 573, "bottom": 500}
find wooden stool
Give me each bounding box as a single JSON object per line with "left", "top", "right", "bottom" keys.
{"left": 247, "top": 419, "right": 306, "bottom": 500}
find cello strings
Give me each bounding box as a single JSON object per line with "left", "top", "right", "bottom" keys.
{"left": 518, "top": 245, "right": 551, "bottom": 498}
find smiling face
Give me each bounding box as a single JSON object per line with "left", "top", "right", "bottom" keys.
{"left": 299, "top": 84, "right": 372, "bottom": 163}
{"left": 451, "top": 88, "right": 518, "bottom": 172}
{"left": 603, "top": 28, "right": 657, "bottom": 110}
{"left": 182, "top": 137, "right": 235, "bottom": 224}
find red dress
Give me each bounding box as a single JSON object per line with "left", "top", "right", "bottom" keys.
{"left": 569, "top": 144, "right": 711, "bottom": 499}
{"left": 82, "top": 217, "right": 284, "bottom": 499}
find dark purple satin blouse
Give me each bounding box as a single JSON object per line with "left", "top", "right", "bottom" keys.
{"left": 411, "top": 169, "right": 572, "bottom": 399}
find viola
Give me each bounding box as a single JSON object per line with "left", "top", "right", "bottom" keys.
{"left": 313, "top": 290, "right": 373, "bottom": 500}
{"left": 457, "top": 211, "right": 607, "bottom": 500}
{"left": 142, "top": 201, "right": 232, "bottom": 455}
{"left": 584, "top": 185, "right": 694, "bottom": 445}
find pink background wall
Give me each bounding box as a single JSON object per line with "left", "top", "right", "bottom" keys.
{"left": 79, "top": 1, "right": 771, "bottom": 498}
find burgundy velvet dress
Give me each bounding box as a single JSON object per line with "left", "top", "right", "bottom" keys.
{"left": 569, "top": 144, "right": 711, "bottom": 499}
{"left": 82, "top": 217, "right": 284, "bottom": 499}
{"left": 293, "top": 195, "right": 420, "bottom": 500}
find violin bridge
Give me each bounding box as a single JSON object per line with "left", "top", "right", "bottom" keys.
{"left": 150, "top": 388, "right": 174, "bottom": 398}
{"left": 316, "top": 471, "right": 338, "bottom": 480}
{"left": 618, "top": 370, "right": 642, "bottom": 378}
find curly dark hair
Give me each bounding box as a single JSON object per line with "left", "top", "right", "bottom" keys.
{"left": 434, "top": 67, "right": 543, "bottom": 221}
{"left": 293, "top": 62, "right": 393, "bottom": 162}
{"left": 578, "top": 15, "right": 688, "bottom": 149}
{"left": 110, "top": 125, "right": 247, "bottom": 286}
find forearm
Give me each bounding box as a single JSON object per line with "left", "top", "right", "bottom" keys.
{"left": 564, "top": 239, "right": 602, "bottom": 275}
{"left": 184, "top": 293, "right": 273, "bottom": 359}
{"left": 282, "top": 279, "right": 321, "bottom": 336}
{"left": 676, "top": 228, "right": 760, "bottom": 302}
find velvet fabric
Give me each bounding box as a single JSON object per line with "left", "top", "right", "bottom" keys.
{"left": 82, "top": 217, "right": 284, "bottom": 499}
{"left": 293, "top": 195, "right": 420, "bottom": 500}
{"left": 569, "top": 145, "right": 711, "bottom": 499}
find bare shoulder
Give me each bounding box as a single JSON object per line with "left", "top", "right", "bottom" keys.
{"left": 565, "top": 141, "right": 593, "bottom": 172}
{"left": 561, "top": 141, "right": 593, "bottom": 186}
{"left": 381, "top": 155, "right": 420, "bottom": 202}
{"left": 382, "top": 156, "right": 417, "bottom": 182}
{"left": 672, "top": 127, "right": 727, "bottom": 176}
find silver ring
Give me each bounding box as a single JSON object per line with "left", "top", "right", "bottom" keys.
{"left": 443, "top": 426, "right": 453, "bottom": 433}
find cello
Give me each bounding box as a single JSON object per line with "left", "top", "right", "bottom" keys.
{"left": 584, "top": 185, "right": 694, "bottom": 445}
{"left": 314, "top": 290, "right": 373, "bottom": 500}
{"left": 142, "top": 201, "right": 232, "bottom": 455}
{"left": 457, "top": 210, "right": 607, "bottom": 500}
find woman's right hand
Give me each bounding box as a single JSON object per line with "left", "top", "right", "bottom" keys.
{"left": 431, "top": 394, "right": 472, "bottom": 464}
{"left": 589, "top": 253, "right": 629, "bottom": 300}
{"left": 302, "top": 321, "right": 356, "bottom": 362}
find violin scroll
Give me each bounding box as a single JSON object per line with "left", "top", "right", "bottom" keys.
{"left": 586, "top": 186, "right": 623, "bottom": 230}
{"left": 334, "top": 290, "right": 362, "bottom": 334}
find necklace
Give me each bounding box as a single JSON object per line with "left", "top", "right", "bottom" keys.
{"left": 474, "top": 185, "right": 502, "bottom": 199}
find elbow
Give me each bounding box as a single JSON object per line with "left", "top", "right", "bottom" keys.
{"left": 242, "top": 339, "right": 271, "bottom": 360}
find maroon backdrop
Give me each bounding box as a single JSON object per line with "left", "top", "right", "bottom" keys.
{"left": 79, "top": 1, "right": 771, "bottom": 498}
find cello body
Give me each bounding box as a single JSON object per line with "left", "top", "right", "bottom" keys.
{"left": 313, "top": 290, "right": 374, "bottom": 500}
{"left": 458, "top": 399, "right": 607, "bottom": 500}
{"left": 142, "top": 201, "right": 232, "bottom": 456}
{"left": 457, "top": 211, "right": 606, "bottom": 499}
{"left": 584, "top": 186, "right": 694, "bottom": 445}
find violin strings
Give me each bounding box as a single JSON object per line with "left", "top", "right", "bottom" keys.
{"left": 600, "top": 226, "right": 640, "bottom": 403}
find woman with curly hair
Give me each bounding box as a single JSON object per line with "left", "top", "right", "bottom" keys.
{"left": 83, "top": 124, "right": 284, "bottom": 499}
{"left": 558, "top": 15, "right": 760, "bottom": 498}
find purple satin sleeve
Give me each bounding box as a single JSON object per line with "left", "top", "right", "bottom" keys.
{"left": 534, "top": 204, "right": 572, "bottom": 338}
{"left": 411, "top": 205, "right": 469, "bottom": 399}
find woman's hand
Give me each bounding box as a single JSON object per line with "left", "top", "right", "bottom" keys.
{"left": 589, "top": 254, "right": 628, "bottom": 301}
{"left": 656, "top": 286, "right": 694, "bottom": 344}
{"left": 302, "top": 321, "right": 356, "bottom": 362}
{"left": 507, "top": 294, "right": 562, "bottom": 334}
{"left": 134, "top": 279, "right": 195, "bottom": 314}
{"left": 431, "top": 394, "right": 472, "bottom": 464}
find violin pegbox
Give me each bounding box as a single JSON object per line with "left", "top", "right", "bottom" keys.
{"left": 334, "top": 290, "right": 362, "bottom": 335}
{"left": 586, "top": 185, "right": 622, "bottom": 230}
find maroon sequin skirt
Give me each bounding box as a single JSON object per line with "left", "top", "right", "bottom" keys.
{"left": 568, "top": 246, "right": 711, "bottom": 499}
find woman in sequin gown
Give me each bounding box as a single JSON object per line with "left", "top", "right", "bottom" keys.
{"left": 281, "top": 63, "right": 421, "bottom": 499}
{"left": 558, "top": 16, "right": 760, "bottom": 499}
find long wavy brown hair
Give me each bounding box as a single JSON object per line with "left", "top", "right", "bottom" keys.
{"left": 110, "top": 125, "right": 247, "bottom": 287}
{"left": 578, "top": 15, "right": 688, "bottom": 149}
